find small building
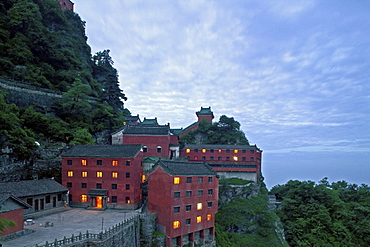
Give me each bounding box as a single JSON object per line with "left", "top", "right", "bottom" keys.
{"left": 56, "top": 0, "right": 74, "bottom": 11}
{"left": 181, "top": 144, "right": 262, "bottom": 182}
{"left": 0, "top": 193, "right": 31, "bottom": 237}
{"left": 174, "top": 107, "right": 215, "bottom": 137}
{"left": 62, "top": 144, "right": 144, "bottom": 210}
{"left": 0, "top": 179, "right": 68, "bottom": 215}
{"left": 148, "top": 160, "right": 218, "bottom": 247}
{"left": 111, "top": 118, "right": 180, "bottom": 159}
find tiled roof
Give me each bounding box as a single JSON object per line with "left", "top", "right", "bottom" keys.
{"left": 122, "top": 125, "right": 170, "bottom": 135}
{"left": 87, "top": 189, "right": 108, "bottom": 196}
{"left": 0, "top": 193, "right": 31, "bottom": 210}
{"left": 125, "top": 115, "right": 141, "bottom": 122}
{"left": 184, "top": 144, "right": 262, "bottom": 151}
{"left": 62, "top": 144, "right": 142, "bottom": 158}
{"left": 150, "top": 160, "right": 216, "bottom": 176}
{"left": 196, "top": 106, "right": 214, "bottom": 116}
{"left": 0, "top": 179, "right": 68, "bottom": 198}
{"left": 141, "top": 117, "right": 158, "bottom": 125}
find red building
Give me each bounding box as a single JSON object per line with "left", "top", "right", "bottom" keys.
{"left": 56, "top": 0, "right": 74, "bottom": 11}
{"left": 111, "top": 117, "right": 179, "bottom": 159}
{"left": 181, "top": 144, "right": 262, "bottom": 182}
{"left": 148, "top": 160, "right": 218, "bottom": 247}
{"left": 0, "top": 193, "right": 31, "bottom": 237}
{"left": 62, "top": 144, "right": 143, "bottom": 209}
{"left": 173, "top": 107, "right": 215, "bottom": 137}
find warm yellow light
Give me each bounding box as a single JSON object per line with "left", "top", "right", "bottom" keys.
{"left": 97, "top": 171, "right": 103, "bottom": 177}
{"left": 234, "top": 149, "right": 239, "bottom": 153}
{"left": 142, "top": 174, "right": 146, "bottom": 183}
{"left": 112, "top": 172, "right": 118, "bottom": 178}
{"left": 173, "top": 221, "right": 180, "bottom": 229}
{"left": 186, "top": 148, "right": 191, "bottom": 153}
{"left": 112, "top": 160, "right": 118, "bottom": 166}
{"left": 68, "top": 171, "right": 73, "bottom": 177}
{"left": 233, "top": 156, "right": 238, "bottom": 161}
{"left": 202, "top": 149, "right": 206, "bottom": 153}
{"left": 81, "top": 160, "right": 87, "bottom": 166}
{"left": 174, "top": 177, "right": 180, "bottom": 184}
{"left": 82, "top": 171, "right": 88, "bottom": 177}
{"left": 207, "top": 214, "right": 212, "bottom": 221}
{"left": 127, "top": 200, "right": 131, "bottom": 204}
{"left": 196, "top": 216, "right": 202, "bottom": 223}
{"left": 218, "top": 149, "right": 222, "bottom": 153}
{"left": 81, "top": 195, "right": 88, "bottom": 202}
{"left": 197, "top": 202, "right": 202, "bottom": 210}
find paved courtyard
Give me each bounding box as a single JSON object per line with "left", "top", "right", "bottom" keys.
{"left": 2, "top": 208, "right": 139, "bottom": 247}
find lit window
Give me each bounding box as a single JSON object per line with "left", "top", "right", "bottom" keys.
{"left": 196, "top": 216, "right": 202, "bottom": 223}
{"left": 202, "top": 149, "right": 206, "bottom": 153}
{"left": 233, "top": 156, "right": 238, "bottom": 161}
{"left": 234, "top": 149, "right": 239, "bottom": 153}
{"left": 174, "top": 177, "right": 180, "bottom": 184}
{"left": 207, "top": 214, "right": 212, "bottom": 221}
{"left": 218, "top": 149, "right": 222, "bottom": 153}
{"left": 67, "top": 171, "right": 73, "bottom": 177}
{"left": 125, "top": 197, "right": 131, "bottom": 203}
{"left": 81, "top": 195, "right": 88, "bottom": 202}
{"left": 112, "top": 160, "right": 118, "bottom": 166}
{"left": 142, "top": 174, "right": 146, "bottom": 183}
{"left": 81, "top": 160, "right": 87, "bottom": 166}
{"left": 173, "top": 221, "right": 180, "bottom": 229}
{"left": 112, "top": 172, "right": 118, "bottom": 178}
{"left": 82, "top": 171, "right": 88, "bottom": 177}
{"left": 186, "top": 148, "right": 191, "bottom": 153}
{"left": 96, "top": 171, "right": 103, "bottom": 177}
{"left": 197, "top": 203, "right": 202, "bottom": 210}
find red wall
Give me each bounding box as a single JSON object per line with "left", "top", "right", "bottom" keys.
{"left": 148, "top": 167, "right": 218, "bottom": 239}
{"left": 0, "top": 209, "right": 24, "bottom": 236}
{"left": 122, "top": 135, "right": 172, "bottom": 158}
{"left": 62, "top": 154, "right": 143, "bottom": 205}
{"left": 56, "top": 0, "right": 74, "bottom": 11}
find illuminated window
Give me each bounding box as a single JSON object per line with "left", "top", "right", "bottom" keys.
{"left": 112, "top": 160, "right": 118, "bottom": 166}
{"left": 202, "top": 149, "right": 206, "bottom": 153}
{"left": 125, "top": 197, "right": 131, "bottom": 203}
{"left": 197, "top": 203, "right": 202, "bottom": 210}
{"left": 96, "top": 171, "right": 103, "bottom": 177}
{"left": 81, "top": 160, "right": 87, "bottom": 166}
{"left": 81, "top": 195, "right": 88, "bottom": 202}
{"left": 142, "top": 174, "right": 146, "bottom": 183}
{"left": 233, "top": 156, "right": 238, "bottom": 161}
{"left": 234, "top": 149, "right": 239, "bottom": 153}
{"left": 67, "top": 171, "right": 73, "bottom": 177}
{"left": 207, "top": 214, "right": 212, "bottom": 221}
{"left": 186, "top": 148, "right": 191, "bottom": 153}
{"left": 82, "top": 171, "right": 88, "bottom": 177}
{"left": 112, "top": 172, "right": 118, "bottom": 178}
{"left": 196, "top": 216, "right": 202, "bottom": 223}
{"left": 174, "top": 177, "right": 180, "bottom": 184}
{"left": 218, "top": 149, "right": 222, "bottom": 153}
{"left": 173, "top": 221, "right": 180, "bottom": 229}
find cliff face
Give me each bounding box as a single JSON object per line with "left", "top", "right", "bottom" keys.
{"left": 216, "top": 179, "right": 288, "bottom": 246}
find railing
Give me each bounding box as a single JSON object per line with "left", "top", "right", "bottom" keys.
{"left": 33, "top": 214, "right": 141, "bottom": 247}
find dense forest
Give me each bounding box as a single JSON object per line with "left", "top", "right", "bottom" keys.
{"left": 271, "top": 178, "right": 370, "bottom": 246}
{"left": 0, "top": 0, "right": 129, "bottom": 162}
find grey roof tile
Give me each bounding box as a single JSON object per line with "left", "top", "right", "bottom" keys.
{"left": 150, "top": 160, "right": 216, "bottom": 176}
{"left": 62, "top": 144, "right": 142, "bottom": 158}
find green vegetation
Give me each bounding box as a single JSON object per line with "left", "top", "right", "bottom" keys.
{"left": 219, "top": 177, "right": 254, "bottom": 185}
{"left": 271, "top": 178, "right": 370, "bottom": 246}
{"left": 0, "top": 218, "right": 15, "bottom": 234}
{"left": 216, "top": 180, "right": 288, "bottom": 246}
{"left": 180, "top": 115, "right": 249, "bottom": 146}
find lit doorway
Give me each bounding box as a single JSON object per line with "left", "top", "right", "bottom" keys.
{"left": 96, "top": 196, "right": 103, "bottom": 208}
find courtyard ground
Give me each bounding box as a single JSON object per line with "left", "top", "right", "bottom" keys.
{"left": 1, "top": 208, "right": 139, "bottom": 247}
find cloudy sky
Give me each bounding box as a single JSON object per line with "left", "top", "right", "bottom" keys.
{"left": 72, "top": 0, "right": 370, "bottom": 188}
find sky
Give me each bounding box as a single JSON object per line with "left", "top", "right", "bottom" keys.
{"left": 72, "top": 0, "right": 370, "bottom": 189}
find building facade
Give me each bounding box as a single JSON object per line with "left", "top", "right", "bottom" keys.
{"left": 181, "top": 144, "right": 262, "bottom": 182}
{"left": 56, "top": 0, "right": 74, "bottom": 11}
{"left": 62, "top": 145, "right": 143, "bottom": 210}
{"left": 148, "top": 160, "right": 218, "bottom": 247}
{"left": 0, "top": 179, "right": 68, "bottom": 215}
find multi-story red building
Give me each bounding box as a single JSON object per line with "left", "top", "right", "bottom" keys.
{"left": 148, "top": 160, "right": 218, "bottom": 247}
{"left": 181, "top": 144, "right": 262, "bottom": 182}
{"left": 62, "top": 144, "right": 143, "bottom": 209}
{"left": 111, "top": 117, "right": 180, "bottom": 159}
{"left": 173, "top": 107, "right": 214, "bottom": 137}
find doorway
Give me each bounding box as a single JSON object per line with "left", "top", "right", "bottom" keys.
{"left": 96, "top": 196, "right": 103, "bottom": 208}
